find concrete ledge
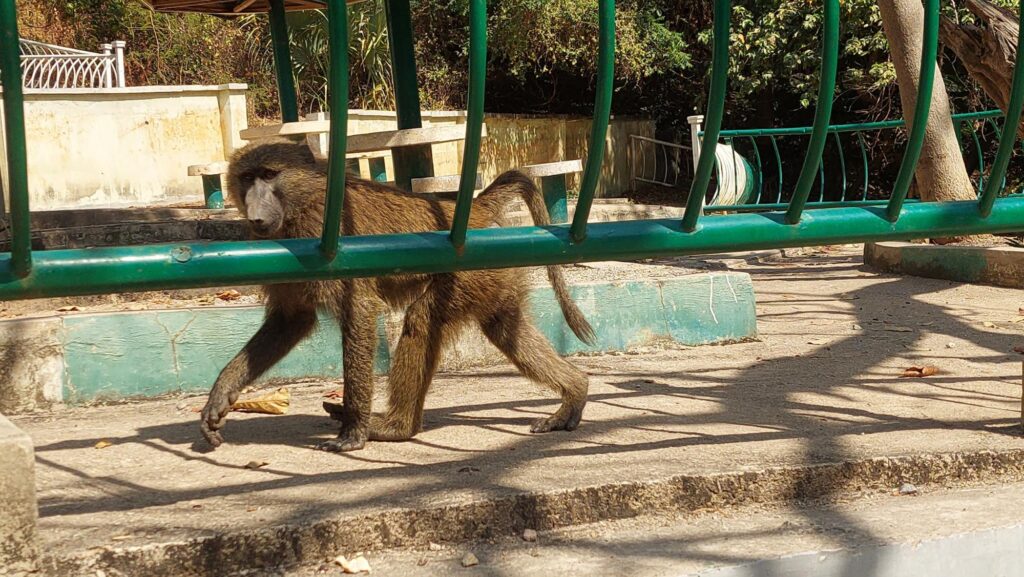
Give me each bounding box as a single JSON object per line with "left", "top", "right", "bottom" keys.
{"left": 0, "top": 414, "right": 38, "bottom": 574}
{"left": 865, "top": 241, "right": 1024, "bottom": 288}
{"left": 1, "top": 274, "right": 757, "bottom": 410}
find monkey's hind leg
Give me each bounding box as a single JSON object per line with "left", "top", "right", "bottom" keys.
{"left": 369, "top": 285, "right": 451, "bottom": 442}
{"left": 201, "top": 306, "right": 317, "bottom": 447}
{"left": 480, "top": 303, "right": 589, "bottom": 433}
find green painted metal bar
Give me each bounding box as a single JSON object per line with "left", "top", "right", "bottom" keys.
{"left": 0, "top": 0, "right": 31, "bottom": 278}
{"left": 769, "top": 135, "right": 783, "bottom": 203}
{"left": 5, "top": 197, "right": 1024, "bottom": 301}
{"left": 319, "top": 0, "right": 350, "bottom": 260}
{"left": 384, "top": 0, "right": 432, "bottom": 190}
{"left": 970, "top": 122, "right": 985, "bottom": 193}
{"left": 726, "top": 137, "right": 738, "bottom": 204}
{"left": 714, "top": 109, "right": 1004, "bottom": 138}
{"left": 980, "top": 0, "right": 1024, "bottom": 217}
{"left": 955, "top": 119, "right": 964, "bottom": 151}
{"left": 681, "top": 0, "right": 730, "bottom": 232}
{"left": 705, "top": 198, "right": 926, "bottom": 213}
{"left": 201, "top": 175, "right": 224, "bottom": 209}
{"left": 985, "top": 117, "right": 1009, "bottom": 192}
{"left": 268, "top": 0, "right": 299, "bottom": 122}
{"left": 541, "top": 176, "right": 570, "bottom": 223}
{"left": 449, "top": 0, "right": 487, "bottom": 249}
{"left": 784, "top": 0, "right": 839, "bottom": 224}
{"left": 885, "top": 0, "right": 939, "bottom": 221}
{"left": 834, "top": 133, "right": 848, "bottom": 201}
{"left": 816, "top": 158, "right": 825, "bottom": 202}
{"left": 856, "top": 131, "right": 869, "bottom": 201}
{"left": 747, "top": 136, "right": 763, "bottom": 203}
{"left": 569, "top": 0, "right": 615, "bottom": 243}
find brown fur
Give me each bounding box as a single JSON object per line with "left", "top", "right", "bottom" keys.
{"left": 200, "top": 138, "right": 594, "bottom": 451}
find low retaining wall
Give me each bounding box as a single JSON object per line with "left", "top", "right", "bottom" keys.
{"left": 0, "top": 274, "right": 757, "bottom": 411}
{"left": 864, "top": 241, "right": 1024, "bottom": 289}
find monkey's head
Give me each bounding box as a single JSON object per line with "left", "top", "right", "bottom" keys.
{"left": 227, "top": 138, "right": 317, "bottom": 238}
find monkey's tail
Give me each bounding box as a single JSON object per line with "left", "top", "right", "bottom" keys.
{"left": 478, "top": 171, "right": 597, "bottom": 345}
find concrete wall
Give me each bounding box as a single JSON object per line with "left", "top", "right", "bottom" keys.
{"left": 342, "top": 110, "right": 652, "bottom": 198}
{"left": 0, "top": 84, "right": 247, "bottom": 211}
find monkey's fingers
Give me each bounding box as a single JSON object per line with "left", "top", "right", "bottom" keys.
{"left": 199, "top": 404, "right": 230, "bottom": 447}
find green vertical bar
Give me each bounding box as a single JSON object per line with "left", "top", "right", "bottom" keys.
{"left": 784, "top": 0, "right": 839, "bottom": 224}
{"left": 541, "top": 175, "right": 569, "bottom": 223}
{"left": 834, "top": 132, "right": 848, "bottom": 201}
{"left": 568, "top": 0, "right": 615, "bottom": 243}
{"left": 268, "top": 0, "right": 299, "bottom": 123}
{"left": 885, "top": 0, "right": 939, "bottom": 222}
{"left": 681, "top": 0, "right": 730, "bottom": 232}
{"left": 970, "top": 123, "right": 984, "bottom": 194}
{"left": 384, "top": 0, "right": 432, "bottom": 191}
{"left": 368, "top": 157, "right": 387, "bottom": 182}
{"left": 201, "top": 175, "right": 224, "bottom": 209}
{"left": 980, "top": 0, "right": 1024, "bottom": 217}
{"left": 0, "top": 0, "right": 31, "bottom": 277}
{"left": 450, "top": 0, "right": 487, "bottom": 249}
{"left": 747, "top": 136, "right": 763, "bottom": 204}
{"left": 856, "top": 131, "right": 869, "bottom": 200}
{"left": 769, "top": 135, "right": 783, "bottom": 203}
{"left": 319, "top": 0, "right": 349, "bottom": 260}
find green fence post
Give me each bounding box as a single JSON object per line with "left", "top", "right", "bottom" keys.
{"left": 319, "top": 0, "right": 349, "bottom": 260}
{"left": 784, "top": 0, "right": 839, "bottom": 224}
{"left": 385, "top": 0, "right": 433, "bottom": 190}
{"left": 681, "top": 0, "right": 730, "bottom": 232}
{"left": 569, "top": 0, "right": 615, "bottom": 243}
{"left": 201, "top": 175, "right": 224, "bottom": 209}
{"left": 268, "top": 0, "right": 299, "bottom": 123}
{"left": 0, "top": 0, "right": 32, "bottom": 278}
{"left": 449, "top": 0, "right": 487, "bottom": 249}
{"left": 885, "top": 0, "right": 939, "bottom": 222}
{"left": 541, "top": 175, "right": 570, "bottom": 223}
{"left": 369, "top": 157, "right": 387, "bottom": 182}
{"left": 979, "top": 0, "right": 1024, "bottom": 217}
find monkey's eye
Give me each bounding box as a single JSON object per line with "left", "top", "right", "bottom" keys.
{"left": 259, "top": 168, "right": 280, "bottom": 181}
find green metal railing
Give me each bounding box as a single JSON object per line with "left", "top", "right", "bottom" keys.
{"left": 1, "top": 0, "right": 1024, "bottom": 301}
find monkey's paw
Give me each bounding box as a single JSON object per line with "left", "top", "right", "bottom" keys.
{"left": 530, "top": 405, "right": 584, "bottom": 433}
{"left": 199, "top": 393, "right": 233, "bottom": 447}
{"left": 317, "top": 429, "right": 367, "bottom": 452}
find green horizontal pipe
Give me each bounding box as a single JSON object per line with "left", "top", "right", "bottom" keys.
{"left": 785, "top": 0, "right": 840, "bottom": 224}
{"left": 0, "top": 0, "right": 31, "bottom": 278}
{"left": 319, "top": 0, "right": 349, "bottom": 260}
{"left": 979, "top": 0, "right": 1024, "bottom": 217}
{"left": 705, "top": 199, "right": 924, "bottom": 213}
{"left": 4, "top": 197, "right": 1024, "bottom": 301}
{"left": 711, "top": 109, "right": 1004, "bottom": 138}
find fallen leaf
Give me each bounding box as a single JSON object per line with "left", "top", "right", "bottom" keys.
{"left": 983, "top": 321, "right": 997, "bottom": 328}
{"left": 57, "top": 305, "right": 79, "bottom": 312}
{"left": 807, "top": 338, "right": 829, "bottom": 345}
{"left": 231, "top": 388, "right": 290, "bottom": 415}
{"left": 323, "top": 388, "right": 344, "bottom": 399}
{"left": 461, "top": 553, "right": 479, "bottom": 567}
{"left": 882, "top": 325, "right": 913, "bottom": 333}
{"left": 216, "top": 289, "right": 242, "bottom": 301}
{"left": 1014, "top": 346, "right": 1024, "bottom": 354}
{"left": 244, "top": 461, "right": 269, "bottom": 470}
{"left": 1018, "top": 307, "right": 1024, "bottom": 316}
{"left": 110, "top": 535, "right": 133, "bottom": 541}
{"left": 901, "top": 366, "right": 939, "bottom": 378}
{"left": 334, "top": 555, "right": 371, "bottom": 574}
{"left": 94, "top": 440, "right": 113, "bottom": 449}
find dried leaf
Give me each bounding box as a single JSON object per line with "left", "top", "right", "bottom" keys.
{"left": 323, "top": 388, "right": 344, "bottom": 399}
{"left": 983, "top": 321, "right": 997, "bottom": 328}
{"left": 57, "top": 305, "right": 79, "bottom": 312}
{"left": 1014, "top": 346, "right": 1024, "bottom": 354}
{"left": 216, "top": 289, "right": 242, "bottom": 301}
{"left": 334, "top": 555, "right": 371, "bottom": 574}
{"left": 110, "top": 535, "right": 133, "bottom": 541}
{"left": 807, "top": 338, "right": 829, "bottom": 345}
{"left": 244, "top": 460, "right": 269, "bottom": 470}
{"left": 882, "top": 325, "right": 913, "bottom": 333}
{"left": 901, "top": 365, "right": 940, "bottom": 378}
{"left": 94, "top": 440, "right": 113, "bottom": 449}
{"left": 231, "top": 388, "right": 290, "bottom": 415}
{"left": 461, "top": 553, "right": 479, "bottom": 567}
{"left": 1018, "top": 307, "right": 1024, "bottom": 316}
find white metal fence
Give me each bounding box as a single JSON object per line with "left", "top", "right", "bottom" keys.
{"left": 19, "top": 39, "right": 126, "bottom": 89}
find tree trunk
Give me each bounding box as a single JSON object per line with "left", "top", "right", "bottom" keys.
{"left": 940, "top": 0, "right": 1022, "bottom": 138}
{"left": 878, "top": 0, "right": 977, "bottom": 204}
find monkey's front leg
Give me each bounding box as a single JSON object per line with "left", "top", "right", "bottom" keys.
{"left": 201, "top": 306, "right": 317, "bottom": 447}
{"left": 317, "top": 287, "right": 380, "bottom": 452}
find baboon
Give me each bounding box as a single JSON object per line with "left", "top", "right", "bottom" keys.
{"left": 200, "top": 138, "right": 595, "bottom": 452}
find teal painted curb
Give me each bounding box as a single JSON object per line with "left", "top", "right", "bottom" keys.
{"left": 2, "top": 273, "right": 757, "bottom": 407}
{"left": 864, "top": 241, "right": 1024, "bottom": 289}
